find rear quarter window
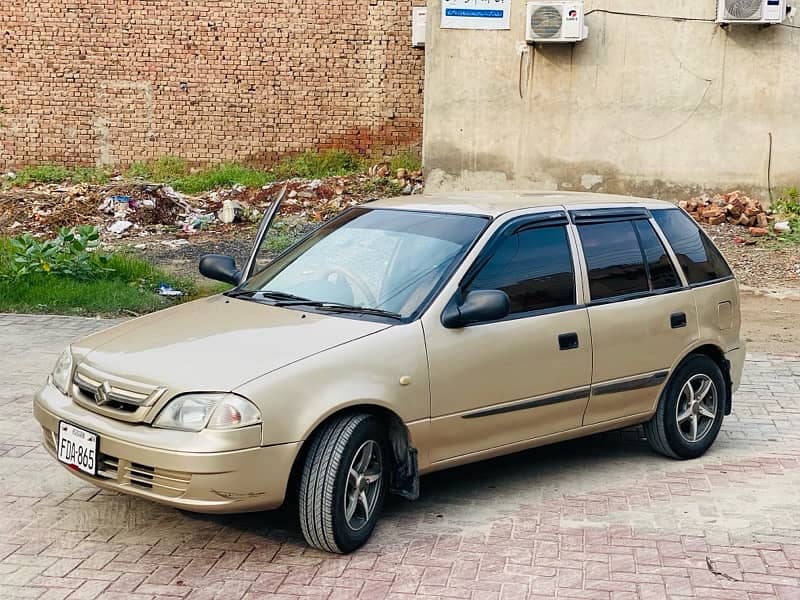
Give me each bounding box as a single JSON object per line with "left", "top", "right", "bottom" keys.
{"left": 652, "top": 208, "right": 733, "bottom": 285}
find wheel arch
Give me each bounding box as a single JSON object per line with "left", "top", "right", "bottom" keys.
{"left": 672, "top": 342, "right": 733, "bottom": 415}
{"left": 288, "top": 403, "right": 420, "bottom": 505}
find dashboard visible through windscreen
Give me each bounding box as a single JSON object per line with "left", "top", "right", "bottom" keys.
{"left": 238, "top": 208, "right": 489, "bottom": 320}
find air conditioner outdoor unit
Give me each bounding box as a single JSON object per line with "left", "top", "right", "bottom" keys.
{"left": 716, "top": 0, "right": 787, "bottom": 24}
{"left": 412, "top": 7, "right": 426, "bottom": 48}
{"left": 526, "top": 1, "right": 588, "bottom": 43}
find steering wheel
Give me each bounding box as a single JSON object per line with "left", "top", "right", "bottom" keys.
{"left": 326, "top": 267, "right": 377, "bottom": 306}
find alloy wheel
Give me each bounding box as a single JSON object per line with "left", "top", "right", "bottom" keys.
{"left": 344, "top": 440, "right": 383, "bottom": 531}
{"left": 675, "top": 374, "right": 718, "bottom": 443}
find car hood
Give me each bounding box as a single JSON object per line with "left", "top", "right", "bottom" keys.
{"left": 73, "top": 295, "right": 391, "bottom": 392}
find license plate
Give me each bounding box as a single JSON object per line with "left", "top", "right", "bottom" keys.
{"left": 57, "top": 421, "right": 98, "bottom": 476}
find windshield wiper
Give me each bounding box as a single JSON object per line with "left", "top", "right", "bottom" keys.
{"left": 274, "top": 299, "right": 402, "bottom": 320}
{"left": 314, "top": 304, "right": 403, "bottom": 320}
{"left": 227, "top": 291, "right": 401, "bottom": 319}
{"left": 225, "top": 289, "right": 310, "bottom": 302}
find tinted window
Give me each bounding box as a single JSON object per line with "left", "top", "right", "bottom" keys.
{"left": 634, "top": 220, "right": 680, "bottom": 290}
{"left": 468, "top": 225, "right": 575, "bottom": 314}
{"left": 652, "top": 209, "right": 733, "bottom": 284}
{"left": 579, "top": 221, "right": 649, "bottom": 300}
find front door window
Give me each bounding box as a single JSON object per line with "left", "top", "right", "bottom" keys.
{"left": 465, "top": 224, "right": 576, "bottom": 316}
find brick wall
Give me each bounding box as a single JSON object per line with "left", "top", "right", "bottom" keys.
{"left": 0, "top": 0, "right": 424, "bottom": 168}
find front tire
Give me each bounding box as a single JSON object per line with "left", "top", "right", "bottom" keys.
{"left": 298, "top": 413, "right": 388, "bottom": 553}
{"left": 645, "top": 354, "right": 726, "bottom": 459}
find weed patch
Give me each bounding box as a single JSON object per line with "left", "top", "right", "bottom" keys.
{"left": 0, "top": 234, "right": 224, "bottom": 316}
{"left": 10, "top": 164, "right": 111, "bottom": 187}
{"left": 272, "top": 150, "right": 364, "bottom": 180}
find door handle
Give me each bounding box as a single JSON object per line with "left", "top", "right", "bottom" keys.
{"left": 558, "top": 332, "right": 579, "bottom": 350}
{"left": 670, "top": 312, "right": 687, "bottom": 329}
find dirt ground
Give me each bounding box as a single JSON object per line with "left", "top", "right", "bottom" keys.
{"left": 740, "top": 289, "right": 800, "bottom": 354}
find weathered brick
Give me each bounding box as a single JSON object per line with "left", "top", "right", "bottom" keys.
{"left": 0, "top": 1, "right": 424, "bottom": 168}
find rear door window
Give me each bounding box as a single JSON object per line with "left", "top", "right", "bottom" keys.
{"left": 467, "top": 225, "right": 576, "bottom": 315}
{"left": 634, "top": 220, "right": 680, "bottom": 290}
{"left": 652, "top": 208, "right": 733, "bottom": 284}
{"left": 578, "top": 221, "right": 649, "bottom": 300}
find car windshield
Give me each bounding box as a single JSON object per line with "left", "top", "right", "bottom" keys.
{"left": 237, "top": 207, "right": 488, "bottom": 319}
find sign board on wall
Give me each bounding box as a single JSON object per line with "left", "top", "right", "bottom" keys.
{"left": 441, "top": 0, "right": 511, "bottom": 30}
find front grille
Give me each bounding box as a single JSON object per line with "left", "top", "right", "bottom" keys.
{"left": 97, "top": 453, "right": 119, "bottom": 479}
{"left": 96, "top": 452, "right": 191, "bottom": 498}
{"left": 128, "top": 462, "right": 155, "bottom": 488}
{"left": 70, "top": 366, "right": 166, "bottom": 423}
{"left": 75, "top": 377, "right": 139, "bottom": 413}
{"left": 43, "top": 426, "right": 191, "bottom": 499}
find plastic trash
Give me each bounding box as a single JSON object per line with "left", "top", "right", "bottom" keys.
{"left": 181, "top": 213, "right": 216, "bottom": 233}
{"left": 108, "top": 220, "right": 133, "bottom": 234}
{"left": 157, "top": 283, "right": 184, "bottom": 297}
{"left": 160, "top": 239, "right": 190, "bottom": 248}
{"left": 774, "top": 221, "right": 792, "bottom": 234}
{"left": 218, "top": 200, "right": 244, "bottom": 224}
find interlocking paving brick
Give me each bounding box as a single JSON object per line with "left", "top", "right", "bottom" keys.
{"left": 1, "top": 314, "right": 799, "bottom": 599}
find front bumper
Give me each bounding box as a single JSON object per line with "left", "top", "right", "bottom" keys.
{"left": 34, "top": 381, "right": 300, "bottom": 513}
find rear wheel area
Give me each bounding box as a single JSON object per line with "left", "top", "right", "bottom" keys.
{"left": 298, "top": 413, "right": 388, "bottom": 553}
{"left": 645, "top": 354, "right": 726, "bottom": 459}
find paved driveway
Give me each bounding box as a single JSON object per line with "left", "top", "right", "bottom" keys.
{"left": 1, "top": 314, "right": 799, "bottom": 600}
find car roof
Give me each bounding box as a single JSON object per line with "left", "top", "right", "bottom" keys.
{"left": 367, "top": 191, "right": 676, "bottom": 217}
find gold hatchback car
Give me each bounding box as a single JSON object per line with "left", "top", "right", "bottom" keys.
{"left": 35, "top": 191, "right": 744, "bottom": 553}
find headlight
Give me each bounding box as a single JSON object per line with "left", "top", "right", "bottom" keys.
{"left": 51, "top": 348, "right": 73, "bottom": 395}
{"left": 153, "top": 393, "right": 261, "bottom": 432}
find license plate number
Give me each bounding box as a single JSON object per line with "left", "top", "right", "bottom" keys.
{"left": 57, "top": 421, "right": 98, "bottom": 476}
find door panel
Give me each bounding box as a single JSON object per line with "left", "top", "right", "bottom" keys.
{"left": 583, "top": 290, "right": 698, "bottom": 424}
{"left": 425, "top": 308, "right": 592, "bottom": 462}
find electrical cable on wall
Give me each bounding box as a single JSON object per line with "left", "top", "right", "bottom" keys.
{"left": 582, "top": 6, "right": 798, "bottom": 29}
{"left": 584, "top": 8, "right": 715, "bottom": 23}
{"left": 767, "top": 132, "right": 774, "bottom": 203}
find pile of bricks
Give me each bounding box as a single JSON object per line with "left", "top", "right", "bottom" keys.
{"left": 679, "top": 191, "right": 770, "bottom": 235}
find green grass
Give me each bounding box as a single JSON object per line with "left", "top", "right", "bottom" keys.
{"left": 8, "top": 164, "right": 111, "bottom": 187}
{"left": 388, "top": 151, "right": 421, "bottom": 174}
{"left": 174, "top": 163, "right": 275, "bottom": 194}
{"left": 125, "top": 151, "right": 365, "bottom": 193}
{"left": 126, "top": 155, "right": 188, "bottom": 182}
{"left": 767, "top": 188, "right": 800, "bottom": 246}
{"left": 6, "top": 149, "right": 417, "bottom": 194}
{"left": 0, "top": 241, "right": 228, "bottom": 317}
{"left": 125, "top": 156, "right": 274, "bottom": 194}
{"left": 271, "top": 150, "right": 365, "bottom": 180}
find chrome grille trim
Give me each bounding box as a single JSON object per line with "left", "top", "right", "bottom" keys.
{"left": 70, "top": 365, "right": 167, "bottom": 423}
{"left": 73, "top": 372, "right": 161, "bottom": 407}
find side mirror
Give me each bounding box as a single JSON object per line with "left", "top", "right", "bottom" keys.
{"left": 441, "top": 289, "right": 510, "bottom": 329}
{"left": 199, "top": 254, "right": 241, "bottom": 285}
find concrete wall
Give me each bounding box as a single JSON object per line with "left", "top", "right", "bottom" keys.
{"left": 1, "top": 1, "right": 424, "bottom": 168}
{"left": 423, "top": 0, "right": 800, "bottom": 201}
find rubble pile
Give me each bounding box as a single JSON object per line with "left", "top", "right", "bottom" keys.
{"left": 0, "top": 182, "right": 197, "bottom": 237}
{"left": 369, "top": 163, "right": 424, "bottom": 195}
{"left": 0, "top": 168, "right": 424, "bottom": 242}
{"left": 679, "top": 191, "right": 771, "bottom": 236}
